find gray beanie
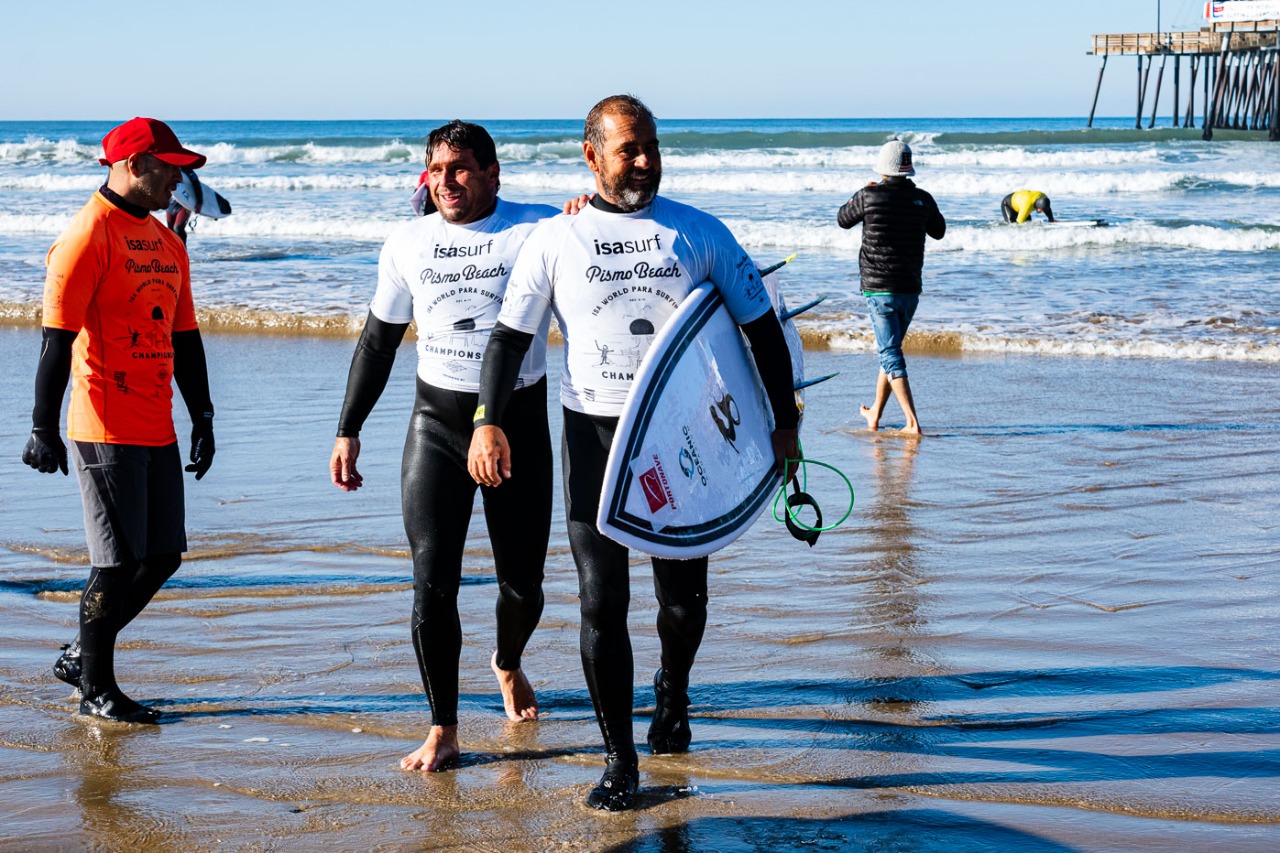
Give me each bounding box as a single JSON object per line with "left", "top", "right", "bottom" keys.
{"left": 875, "top": 140, "right": 915, "bottom": 177}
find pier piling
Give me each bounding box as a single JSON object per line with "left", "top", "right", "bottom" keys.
{"left": 1089, "top": 21, "right": 1279, "bottom": 139}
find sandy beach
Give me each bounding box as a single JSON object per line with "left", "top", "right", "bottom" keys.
{"left": 1, "top": 325, "right": 1277, "bottom": 851}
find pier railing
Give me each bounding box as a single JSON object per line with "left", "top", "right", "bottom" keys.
{"left": 1090, "top": 28, "right": 1278, "bottom": 56}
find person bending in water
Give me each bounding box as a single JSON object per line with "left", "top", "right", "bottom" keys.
{"left": 838, "top": 140, "right": 946, "bottom": 436}
{"left": 468, "top": 94, "right": 800, "bottom": 811}
{"left": 330, "top": 121, "right": 558, "bottom": 772}
{"left": 22, "top": 117, "right": 216, "bottom": 723}
{"left": 1000, "top": 190, "right": 1054, "bottom": 224}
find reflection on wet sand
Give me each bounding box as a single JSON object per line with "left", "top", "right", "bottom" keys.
{"left": 2, "top": 335, "right": 1279, "bottom": 850}
{"left": 863, "top": 437, "right": 925, "bottom": 672}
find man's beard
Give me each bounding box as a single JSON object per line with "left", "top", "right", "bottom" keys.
{"left": 604, "top": 167, "right": 660, "bottom": 212}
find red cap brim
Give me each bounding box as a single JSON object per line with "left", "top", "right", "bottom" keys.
{"left": 153, "top": 150, "right": 207, "bottom": 169}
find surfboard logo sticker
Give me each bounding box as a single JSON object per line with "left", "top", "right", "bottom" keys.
{"left": 678, "top": 425, "right": 709, "bottom": 486}
{"left": 637, "top": 453, "right": 677, "bottom": 515}
{"left": 709, "top": 392, "right": 741, "bottom": 451}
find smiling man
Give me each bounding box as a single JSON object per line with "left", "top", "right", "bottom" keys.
{"left": 22, "top": 117, "right": 216, "bottom": 724}
{"left": 329, "top": 120, "right": 560, "bottom": 773}
{"left": 467, "top": 95, "right": 801, "bottom": 811}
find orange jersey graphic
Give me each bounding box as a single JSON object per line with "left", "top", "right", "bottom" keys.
{"left": 43, "top": 192, "right": 198, "bottom": 445}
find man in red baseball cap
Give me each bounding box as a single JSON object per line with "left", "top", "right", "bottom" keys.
{"left": 98, "top": 116, "right": 207, "bottom": 168}
{"left": 20, "top": 117, "right": 216, "bottom": 723}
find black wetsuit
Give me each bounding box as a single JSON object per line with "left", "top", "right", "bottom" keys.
{"left": 480, "top": 282, "right": 796, "bottom": 767}
{"left": 339, "top": 316, "right": 552, "bottom": 728}
{"left": 560, "top": 406, "right": 708, "bottom": 763}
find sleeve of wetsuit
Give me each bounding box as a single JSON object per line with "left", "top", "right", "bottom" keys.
{"left": 172, "top": 329, "right": 215, "bottom": 421}
{"left": 31, "top": 327, "right": 77, "bottom": 433}
{"left": 837, "top": 190, "right": 866, "bottom": 229}
{"left": 474, "top": 321, "right": 534, "bottom": 428}
{"left": 336, "top": 311, "right": 409, "bottom": 437}
{"left": 740, "top": 312, "right": 800, "bottom": 430}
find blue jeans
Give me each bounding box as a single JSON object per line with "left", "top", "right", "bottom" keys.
{"left": 865, "top": 293, "right": 919, "bottom": 380}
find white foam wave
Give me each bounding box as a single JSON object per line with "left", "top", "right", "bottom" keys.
{"left": 503, "top": 167, "right": 1280, "bottom": 197}
{"left": 197, "top": 140, "right": 419, "bottom": 166}
{"left": 937, "top": 222, "right": 1280, "bottom": 253}
{"left": 0, "top": 137, "right": 99, "bottom": 163}
{"left": 664, "top": 146, "right": 1167, "bottom": 172}
{"left": 0, "top": 174, "right": 101, "bottom": 192}
{"left": 719, "top": 218, "right": 1280, "bottom": 254}
{"left": 9, "top": 167, "right": 1274, "bottom": 198}
{"left": 177, "top": 212, "right": 394, "bottom": 241}
{"left": 920, "top": 171, "right": 1182, "bottom": 196}
{"left": 960, "top": 332, "right": 1280, "bottom": 362}
{"left": 0, "top": 213, "right": 75, "bottom": 235}
{"left": 197, "top": 174, "right": 413, "bottom": 191}
{"left": 496, "top": 140, "right": 585, "bottom": 161}
{"left": 821, "top": 324, "right": 1280, "bottom": 362}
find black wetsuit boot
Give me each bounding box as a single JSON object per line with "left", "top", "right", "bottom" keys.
{"left": 648, "top": 668, "right": 693, "bottom": 754}
{"left": 77, "top": 566, "right": 160, "bottom": 723}
{"left": 646, "top": 558, "right": 706, "bottom": 754}
{"left": 54, "top": 555, "right": 180, "bottom": 690}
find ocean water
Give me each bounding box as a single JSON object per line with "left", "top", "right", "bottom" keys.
{"left": 2, "top": 118, "right": 1279, "bottom": 848}
{"left": 2, "top": 117, "right": 1278, "bottom": 359}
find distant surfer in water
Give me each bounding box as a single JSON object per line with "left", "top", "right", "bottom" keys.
{"left": 468, "top": 94, "right": 800, "bottom": 811}
{"left": 838, "top": 140, "right": 946, "bottom": 436}
{"left": 329, "top": 121, "right": 557, "bottom": 773}
{"left": 1001, "top": 190, "right": 1054, "bottom": 224}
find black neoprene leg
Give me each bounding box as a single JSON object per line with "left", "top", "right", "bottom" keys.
{"left": 482, "top": 382, "right": 552, "bottom": 672}
{"left": 78, "top": 565, "right": 128, "bottom": 698}
{"left": 121, "top": 553, "right": 182, "bottom": 630}
{"left": 400, "top": 378, "right": 553, "bottom": 727}
{"left": 563, "top": 409, "right": 638, "bottom": 764}
{"left": 651, "top": 557, "right": 708, "bottom": 700}
{"left": 78, "top": 565, "right": 157, "bottom": 720}
{"left": 60, "top": 553, "right": 181, "bottom": 668}
{"left": 402, "top": 395, "right": 475, "bottom": 729}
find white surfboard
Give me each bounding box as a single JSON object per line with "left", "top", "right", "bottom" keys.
{"left": 596, "top": 272, "right": 803, "bottom": 559}
{"left": 172, "top": 170, "right": 232, "bottom": 219}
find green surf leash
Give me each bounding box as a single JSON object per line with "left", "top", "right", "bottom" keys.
{"left": 772, "top": 440, "right": 855, "bottom": 547}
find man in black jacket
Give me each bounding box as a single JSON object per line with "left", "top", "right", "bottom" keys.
{"left": 838, "top": 140, "right": 945, "bottom": 435}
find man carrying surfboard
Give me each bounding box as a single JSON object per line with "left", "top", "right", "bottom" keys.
{"left": 838, "top": 139, "right": 946, "bottom": 436}
{"left": 467, "top": 94, "right": 801, "bottom": 811}
{"left": 329, "top": 121, "right": 558, "bottom": 773}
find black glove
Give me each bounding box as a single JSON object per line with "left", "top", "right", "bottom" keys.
{"left": 22, "top": 429, "right": 68, "bottom": 476}
{"left": 185, "top": 413, "right": 215, "bottom": 480}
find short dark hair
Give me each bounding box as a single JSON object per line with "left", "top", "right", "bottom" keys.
{"left": 425, "top": 120, "right": 498, "bottom": 170}
{"left": 584, "top": 95, "right": 655, "bottom": 150}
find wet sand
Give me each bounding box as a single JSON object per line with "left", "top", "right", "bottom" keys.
{"left": 1, "top": 326, "right": 1278, "bottom": 851}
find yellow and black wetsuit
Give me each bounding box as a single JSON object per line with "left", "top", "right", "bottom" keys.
{"left": 1001, "top": 190, "right": 1054, "bottom": 223}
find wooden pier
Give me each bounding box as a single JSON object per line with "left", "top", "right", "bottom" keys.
{"left": 1088, "top": 20, "right": 1280, "bottom": 140}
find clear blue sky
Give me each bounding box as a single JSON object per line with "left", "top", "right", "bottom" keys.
{"left": 2, "top": 1, "right": 1212, "bottom": 120}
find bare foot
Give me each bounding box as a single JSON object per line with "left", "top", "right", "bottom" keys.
{"left": 491, "top": 651, "right": 539, "bottom": 722}
{"left": 860, "top": 404, "right": 879, "bottom": 431}
{"left": 400, "top": 725, "right": 459, "bottom": 772}
{"left": 900, "top": 421, "right": 923, "bottom": 436}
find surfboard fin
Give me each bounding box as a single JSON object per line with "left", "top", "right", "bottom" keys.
{"left": 780, "top": 295, "right": 827, "bottom": 322}
{"left": 757, "top": 253, "right": 798, "bottom": 278}
{"left": 795, "top": 373, "right": 837, "bottom": 391}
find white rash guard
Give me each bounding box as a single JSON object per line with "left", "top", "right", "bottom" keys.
{"left": 370, "top": 198, "right": 557, "bottom": 392}
{"left": 498, "top": 196, "right": 772, "bottom": 417}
